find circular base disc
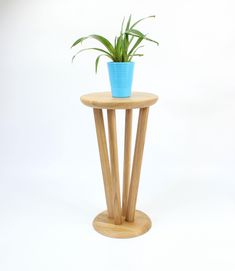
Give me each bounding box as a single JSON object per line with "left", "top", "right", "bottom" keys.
{"left": 93, "top": 210, "right": 152, "bottom": 238}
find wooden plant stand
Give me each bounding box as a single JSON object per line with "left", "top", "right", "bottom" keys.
{"left": 80, "top": 92, "right": 158, "bottom": 238}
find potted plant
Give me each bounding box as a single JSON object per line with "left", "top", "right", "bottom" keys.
{"left": 71, "top": 15, "right": 159, "bottom": 98}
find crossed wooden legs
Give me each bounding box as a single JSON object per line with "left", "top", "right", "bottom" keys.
{"left": 93, "top": 107, "right": 150, "bottom": 227}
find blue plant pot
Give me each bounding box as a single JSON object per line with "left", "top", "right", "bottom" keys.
{"left": 107, "top": 62, "right": 135, "bottom": 98}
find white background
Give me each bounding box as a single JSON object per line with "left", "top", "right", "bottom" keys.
{"left": 0, "top": 0, "right": 235, "bottom": 270}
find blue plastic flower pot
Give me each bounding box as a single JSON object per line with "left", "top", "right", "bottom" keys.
{"left": 107, "top": 62, "right": 135, "bottom": 98}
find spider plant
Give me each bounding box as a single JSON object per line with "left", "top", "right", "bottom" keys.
{"left": 71, "top": 15, "right": 159, "bottom": 72}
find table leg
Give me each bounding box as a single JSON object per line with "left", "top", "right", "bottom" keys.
{"left": 93, "top": 109, "right": 113, "bottom": 218}
{"left": 126, "top": 107, "right": 149, "bottom": 222}
{"left": 122, "top": 109, "right": 133, "bottom": 217}
{"left": 107, "top": 109, "right": 122, "bottom": 225}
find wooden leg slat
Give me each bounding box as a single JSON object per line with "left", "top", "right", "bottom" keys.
{"left": 93, "top": 109, "right": 113, "bottom": 218}
{"left": 107, "top": 109, "right": 122, "bottom": 225}
{"left": 126, "top": 107, "right": 149, "bottom": 222}
{"left": 122, "top": 109, "right": 133, "bottom": 217}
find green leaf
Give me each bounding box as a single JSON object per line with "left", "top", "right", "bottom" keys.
{"left": 71, "top": 34, "right": 115, "bottom": 56}
{"left": 123, "top": 15, "right": 132, "bottom": 54}
{"left": 95, "top": 54, "right": 109, "bottom": 73}
{"left": 131, "top": 29, "right": 159, "bottom": 44}
{"left": 129, "top": 53, "right": 144, "bottom": 61}
{"left": 71, "top": 36, "right": 87, "bottom": 48}
{"left": 126, "top": 15, "right": 132, "bottom": 32}
{"left": 130, "top": 15, "right": 156, "bottom": 29}
{"left": 125, "top": 31, "right": 144, "bottom": 54}
{"left": 128, "top": 35, "right": 134, "bottom": 45}
{"left": 122, "top": 37, "right": 128, "bottom": 62}
{"left": 115, "top": 34, "right": 124, "bottom": 61}
{"left": 127, "top": 29, "right": 145, "bottom": 37}
{"left": 128, "top": 36, "right": 144, "bottom": 56}
{"left": 72, "top": 47, "right": 112, "bottom": 62}
{"left": 122, "top": 15, "right": 131, "bottom": 57}
{"left": 128, "top": 45, "right": 144, "bottom": 61}
{"left": 125, "top": 29, "right": 159, "bottom": 45}
{"left": 120, "top": 17, "right": 125, "bottom": 34}
{"left": 130, "top": 45, "right": 144, "bottom": 55}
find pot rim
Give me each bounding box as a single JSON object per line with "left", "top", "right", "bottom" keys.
{"left": 107, "top": 61, "right": 135, "bottom": 64}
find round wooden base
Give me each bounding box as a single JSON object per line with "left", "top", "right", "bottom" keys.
{"left": 93, "top": 210, "right": 152, "bottom": 238}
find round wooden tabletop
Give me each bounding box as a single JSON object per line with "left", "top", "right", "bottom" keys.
{"left": 80, "top": 92, "right": 158, "bottom": 109}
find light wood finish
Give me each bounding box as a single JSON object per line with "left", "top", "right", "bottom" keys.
{"left": 107, "top": 110, "right": 122, "bottom": 225}
{"left": 82, "top": 92, "right": 158, "bottom": 238}
{"left": 126, "top": 107, "right": 149, "bottom": 222}
{"left": 93, "top": 109, "right": 113, "bottom": 218}
{"left": 81, "top": 92, "right": 158, "bottom": 109}
{"left": 122, "top": 109, "right": 132, "bottom": 217}
{"left": 93, "top": 210, "right": 151, "bottom": 238}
